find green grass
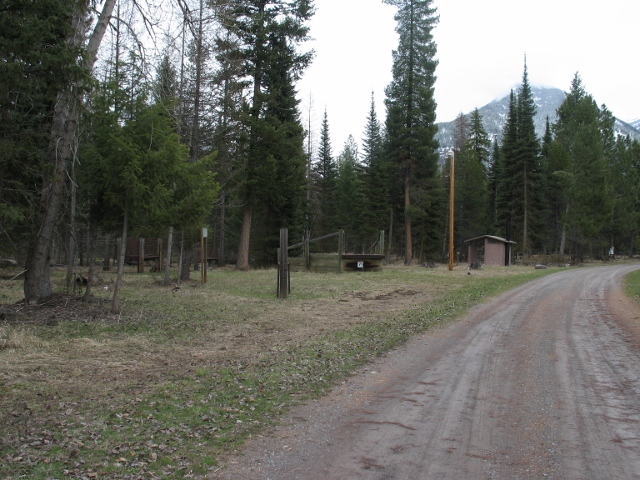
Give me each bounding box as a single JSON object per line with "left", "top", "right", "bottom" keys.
{"left": 0, "top": 264, "right": 560, "bottom": 478}
{"left": 624, "top": 268, "right": 640, "bottom": 304}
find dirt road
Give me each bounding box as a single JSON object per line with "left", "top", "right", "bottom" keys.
{"left": 217, "top": 265, "right": 640, "bottom": 479}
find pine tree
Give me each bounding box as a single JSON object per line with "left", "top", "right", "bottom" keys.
{"left": 312, "top": 110, "right": 338, "bottom": 235}
{"left": 609, "top": 135, "right": 640, "bottom": 255}
{"left": 539, "top": 116, "right": 561, "bottom": 252}
{"left": 455, "top": 109, "right": 490, "bottom": 246}
{"left": 248, "top": 22, "right": 311, "bottom": 266}
{"left": 81, "top": 75, "right": 218, "bottom": 311}
{"left": 467, "top": 109, "right": 491, "bottom": 166}
{"left": 229, "top": 0, "right": 314, "bottom": 269}
{"left": 515, "top": 62, "right": 543, "bottom": 254}
{"left": 0, "top": 0, "right": 83, "bottom": 261}
{"left": 335, "top": 136, "right": 367, "bottom": 252}
{"left": 210, "top": 25, "right": 249, "bottom": 267}
{"left": 496, "top": 62, "right": 543, "bottom": 255}
{"left": 487, "top": 137, "right": 501, "bottom": 234}
{"left": 361, "top": 93, "right": 390, "bottom": 240}
{"left": 496, "top": 90, "right": 518, "bottom": 240}
{"left": 384, "top": 0, "right": 440, "bottom": 265}
{"left": 553, "top": 73, "right": 613, "bottom": 257}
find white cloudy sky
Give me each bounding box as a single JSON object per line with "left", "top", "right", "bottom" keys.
{"left": 296, "top": 0, "right": 640, "bottom": 153}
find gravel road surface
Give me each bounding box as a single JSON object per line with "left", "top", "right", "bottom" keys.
{"left": 217, "top": 265, "right": 640, "bottom": 479}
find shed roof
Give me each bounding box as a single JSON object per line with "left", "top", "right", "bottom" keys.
{"left": 464, "top": 235, "right": 517, "bottom": 245}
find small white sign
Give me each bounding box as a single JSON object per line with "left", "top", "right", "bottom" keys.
{"left": 357, "top": 261, "right": 364, "bottom": 269}
{"left": 202, "top": 228, "right": 208, "bottom": 238}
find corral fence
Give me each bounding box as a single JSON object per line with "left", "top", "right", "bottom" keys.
{"left": 281, "top": 230, "right": 386, "bottom": 274}
{"left": 119, "top": 237, "right": 163, "bottom": 273}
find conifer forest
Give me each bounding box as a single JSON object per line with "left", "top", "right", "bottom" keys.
{"left": 2, "top": 0, "right": 640, "bottom": 303}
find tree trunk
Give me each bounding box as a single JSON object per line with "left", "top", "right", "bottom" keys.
{"left": 84, "top": 221, "right": 98, "bottom": 301}
{"left": 236, "top": 203, "right": 252, "bottom": 270}
{"left": 163, "top": 226, "right": 174, "bottom": 286}
{"left": 66, "top": 155, "right": 78, "bottom": 294}
{"left": 386, "top": 210, "right": 393, "bottom": 265}
{"left": 559, "top": 203, "right": 569, "bottom": 255}
{"left": 218, "top": 195, "right": 226, "bottom": 267}
{"left": 404, "top": 165, "right": 412, "bottom": 266}
{"left": 180, "top": 244, "right": 192, "bottom": 281}
{"left": 25, "top": 83, "right": 79, "bottom": 302}
{"left": 187, "top": 0, "right": 205, "bottom": 161}
{"left": 235, "top": 3, "right": 265, "bottom": 272}
{"left": 523, "top": 164, "right": 529, "bottom": 255}
{"left": 23, "top": 0, "right": 116, "bottom": 303}
{"left": 78, "top": 227, "right": 85, "bottom": 266}
{"left": 103, "top": 234, "right": 111, "bottom": 271}
{"left": 177, "top": 230, "right": 185, "bottom": 286}
{"left": 112, "top": 210, "right": 128, "bottom": 314}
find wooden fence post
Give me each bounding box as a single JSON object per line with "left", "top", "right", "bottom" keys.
{"left": 278, "top": 228, "right": 289, "bottom": 299}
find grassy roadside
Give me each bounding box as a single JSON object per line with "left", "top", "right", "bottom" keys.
{"left": 1, "top": 264, "right": 558, "bottom": 478}
{"left": 624, "top": 268, "right": 640, "bottom": 303}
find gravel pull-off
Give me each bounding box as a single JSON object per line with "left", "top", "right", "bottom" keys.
{"left": 216, "top": 264, "right": 640, "bottom": 479}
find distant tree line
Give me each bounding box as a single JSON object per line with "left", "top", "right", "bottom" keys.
{"left": 2, "top": 0, "right": 639, "bottom": 307}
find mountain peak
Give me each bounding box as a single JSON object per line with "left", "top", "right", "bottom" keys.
{"left": 436, "top": 86, "right": 640, "bottom": 156}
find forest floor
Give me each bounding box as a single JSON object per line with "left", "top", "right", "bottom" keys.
{"left": 0, "top": 261, "right": 631, "bottom": 478}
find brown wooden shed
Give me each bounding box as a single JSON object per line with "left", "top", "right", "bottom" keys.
{"left": 464, "top": 235, "right": 516, "bottom": 267}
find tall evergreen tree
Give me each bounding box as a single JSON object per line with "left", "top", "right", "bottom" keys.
{"left": 361, "top": 93, "right": 390, "bottom": 240}
{"left": 335, "top": 136, "right": 367, "bottom": 252}
{"left": 229, "top": 0, "right": 314, "bottom": 269}
{"left": 0, "top": 0, "right": 82, "bottom": 261}
{"left": 455, "top": 109, "right": 490, "bottom": 246}
{"left": 467, "top": 108, "right": 491, "bottom": 166}
{"left": 496, "top": 62, "right": 543, "bottom": 254}
{"left": 496, "top": 90, "right": 518, "bottom": 240}
{"left": 452, "top": 112, "right": 469, "bottom": 153}
{"left": 553, "top": 73, "right": 613, "bottom": 257}
{"left": 384, "top": 0, "right": 440, "bottom": 265}
{"left": 609, "top": 135, "right": 640, "bottom": 255}
{"left": 487, "top": 137, "right": 501, "bottom": 234}
{"left": 210, "top": 24, "right": 249, "bottom": 267}
{"left": 249, "top": 24, "right": 310, "bottom": 265}
{"left": 539, "top": 115, "right": 569, "bottom": 253}
{"left": 515, "top": 62, "right": 543, "bottom": 253}
{"left": 311, "top": 109, "right": 338, "bottom": 235}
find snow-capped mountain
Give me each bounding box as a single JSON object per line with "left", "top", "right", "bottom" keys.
{"left": 436, "top": 86, "right": 640, "bottom": 157}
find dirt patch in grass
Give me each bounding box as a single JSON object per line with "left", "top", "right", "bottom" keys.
{"left": 0, "top": 263, "right": 561, "bottom": 478}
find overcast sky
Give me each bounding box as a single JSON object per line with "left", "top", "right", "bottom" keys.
{"left": 296, "top": 0, "right": 640, "bottom": 154}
